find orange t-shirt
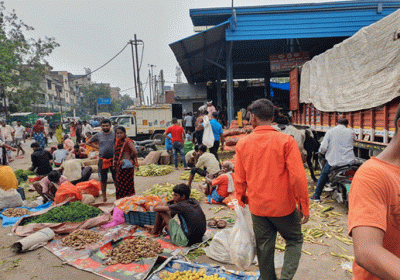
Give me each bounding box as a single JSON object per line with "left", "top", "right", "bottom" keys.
{"left": 212, "top": 173, "right": 235, "bottom": 198}
{"left": 348, "top": 157, "right": 400, "bottom": 280}
{"left": 234, "top": 125, "right": 309, "bottom": 217}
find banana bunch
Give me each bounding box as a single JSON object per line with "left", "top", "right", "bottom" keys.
{"left": 136, "top": 164, "right": 174, "bottom": 177}
{"left": 180, "top": 171, "right": 204, "bottom": 182}
{"left": 143, "top": 183, "right": 204, "bottom": 201}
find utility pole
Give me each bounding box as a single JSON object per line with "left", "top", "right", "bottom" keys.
{"left": 148, "top": 70, "right": 152, "bottom": 105}
{"left": 148, "top": 64, "right": 156, "bottom": 105}
{"left": 160, "top": 70, "right": 165, "bottom": 104}
{"left": 129, "top": 40, "right": 138, "bottom": 102}
{"left": 134, "top": 35, "right": 143, "bottom": 105}
{"left": 154, "top": 75, "right": 158, "bottom": 104}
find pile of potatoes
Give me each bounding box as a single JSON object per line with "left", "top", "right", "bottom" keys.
{"left": 105, "top": 237, "right": 163, "bottom": 265}
{"left": 61, "top": 229, "right": 102, "bottom": 250}
{"left": 2, "top": 208, "right": 31, "bottom": 217}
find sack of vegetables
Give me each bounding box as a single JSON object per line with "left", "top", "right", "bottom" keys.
{"left": 12, "top": 201, "right": 114, "bottom": 237}
{"left": 54, "top": 182, "right": 83, "bottom": 205}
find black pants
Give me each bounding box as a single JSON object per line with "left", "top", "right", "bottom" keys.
{"left": 194, "top": 130, "right": 203, "bottom": 145}
{"left": 209, "top": 140, "right": 220, "bottom": 161}
{"left": 190, "top": 167, "right": 208, "bottom": 177}
{"left": 98, "top": 159, "right": 117, "bottom": 183}
{"left": 71, "top": 166, "right": 93, "bottom": 185}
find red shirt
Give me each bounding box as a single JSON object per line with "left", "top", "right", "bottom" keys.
{"left": 166, "top": 125, "right": 184, "bottom": 143}
{"left": 235, "top": 125, "right": 309, "bottom": 217}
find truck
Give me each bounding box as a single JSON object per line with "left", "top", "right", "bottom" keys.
{"left": 93, "top": 104, "right": 173, "bottom": 142}
{"left": 288, "top": 9, "right": 400, "bottom": 159}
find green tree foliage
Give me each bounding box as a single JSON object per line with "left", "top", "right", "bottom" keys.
{"left": 0, "top": 2, "right": 59, "bottom": 114}
{"left": 80, "top": 84, "right": 112, "bottom": 115}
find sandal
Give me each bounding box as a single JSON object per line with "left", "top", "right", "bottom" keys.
{"left": 207, "top": 218, "right": 217, "bottom": 227}
{"left": 216, "top": 220, "right": 227, "bottom": 229}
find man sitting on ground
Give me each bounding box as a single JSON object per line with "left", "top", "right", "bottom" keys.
{"left": 29, "top": 142, "right": 53, "bottom": 177}
{"left": 73, "top": 144, "right": 88, "bottom": 159}
{"left": 59, "top": 159, "right": 92, "bottom": 185}
{"left": 187, "top": 144, "right": 220, "bottom": 188}
{"left": 33, "top": 170, "right": 68, "bottom": 202}
{"left": 145, "top": 184, "right": 206, "bottom": 247}
{"left": 185, "top": 145, "right": 199, "bottom": 168}
{"left": 53, "top": 144, "right": 69, "bottom": 167}
{"left": 200, "top": 161, "right": 235, "bottom": 204}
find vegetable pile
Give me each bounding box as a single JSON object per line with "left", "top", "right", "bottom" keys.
{"left": 143, "top": 183, "right": 204, "bottom": 201}
{"left": 180, "top": 171, "right": 204, "bottom": 182}
{"left": 136, "top": 164, "right": 174, "bottom": 177}
{"left": 61, "top": 229, "right": 103, "bottom": 250}
{"left": 2, "top": 208, "right": 31, "bottom": 217}
{"left": 161, "top": 270, "right": 227, "bottom": 280}
{"left": 105, "top": 237, "right": 163, "bottom": 265}
{"left": 14, "top": 169, "right": 35, "bottom": 182}
{"left": 20, "top": 201, "right": 102, "bottom": 226}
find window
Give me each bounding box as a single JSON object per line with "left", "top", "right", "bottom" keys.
{"left": 47, "top": 80, "right": 52, "bottom": 90}
{"left": 118, "top": 117, "right": 131, "bottom": 125}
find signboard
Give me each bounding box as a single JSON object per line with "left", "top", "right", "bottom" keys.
{"left": 270, "top": 52, "right": 310, "bottom": 72}
{"left": 289, "top": 67, "right": 299, "bottom": 111}
{"left": 97, "top": 98, "right": 111, "bottom": 105}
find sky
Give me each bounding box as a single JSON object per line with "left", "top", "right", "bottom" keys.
{"left": 4, "top": 0, "right": 342, "bottom": 102}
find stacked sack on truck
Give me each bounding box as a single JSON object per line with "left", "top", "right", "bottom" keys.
{"left": 223, "top": 120, "right": 254, "bottom": 152}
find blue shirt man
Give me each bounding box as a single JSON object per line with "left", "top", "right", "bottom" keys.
{"left": 200, "top": 112, "right": 225, "bottom": 161}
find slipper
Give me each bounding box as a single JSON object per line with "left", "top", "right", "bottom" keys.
{"left": 207, "top": 218, "right": 217, "bottom": 227}
{"left": 184, "top": 167, "right": 191, "bottom": 170}
{"left": 15, "top": 156, "right": 24, "bottom": 159}
{"left": 216, "top": 220, "right": 227, "bottom": 229}
{"left": 204, "top": 199, "right": 210, "bottom": 204}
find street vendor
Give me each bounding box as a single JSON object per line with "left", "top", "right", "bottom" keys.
{"left": 200, "top": 161, "right": 235, "bottom": 204}
{"left": 58, "top": 159, "right": 92, "bottom": 185}
{"left": 33, "top": 170, "right": 68, "bottom": 202}
{"left": 145, "top": 184, "right": 206, "bottom": 247}
{"left": 187, "top": 144, "right": 220, "bottom": 188}
{"left": 185, "top": 145, "right": 199, "bottom": 167}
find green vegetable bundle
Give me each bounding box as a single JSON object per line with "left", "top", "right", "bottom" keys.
{"left": 20, "top": 201, "right": 102, "bottom": 226}
{"left": 14, "top": 169, "right": 35, "bottom": 182}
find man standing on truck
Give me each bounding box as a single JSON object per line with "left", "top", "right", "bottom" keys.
{"left": 311, "top": 118, "right": 356, "bottom": 202}
{"left": 348, "top": 105, "right": 400, "bottom": 279}
{"left": 86, "top": 119, "right": 116, "bottom": 202}
{"left": 164, "top": 118, "right": 189, "bottom": 170}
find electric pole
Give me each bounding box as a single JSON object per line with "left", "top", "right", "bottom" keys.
{"left": 129, "top": 36, "right": 144, "bottom": 105}
{"left": 129, "top": 40, "right": 138, "bottom": 102}
{"left": 148, "top": 70, "right": 152, "bottom": 105}
{"left": 148, "top": 64, "right": 156, "bottom": 105}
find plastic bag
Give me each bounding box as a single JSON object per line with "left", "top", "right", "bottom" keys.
{"left": 202, "top": 116, "right": 214, "bottom": 148}
{"left": 101, "top": 207, "right": 125, "bottom": 228}
{"left": 229, "top": 200, "right": 256, "bottom": 270}
{"left": 54, "top": 182, "right": 82, "bottom": 205}
{"left": 76, "top": 179, "right": 101, "bottom": 197}
{"left": 204, "top": 228, "right": 233, "bottom": 264}
{"left": 0, "top": 189, "right": 23, "bottom": 210}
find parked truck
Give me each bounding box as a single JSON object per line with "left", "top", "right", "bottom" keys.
{"left": 288, "top": 9, "right": 400, "bottom": 159}
{"left": 93, "top": 104, "right": 173, "bottom": 142}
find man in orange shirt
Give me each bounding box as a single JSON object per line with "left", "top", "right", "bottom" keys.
{"left": 235, "top": 99, "right": 309, "bottom": 280}
{"left": 348, "top": 105, "right": 400, "bottom": 280}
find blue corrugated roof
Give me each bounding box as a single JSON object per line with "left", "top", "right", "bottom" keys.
{"left": 190, "top": 1, "right": 400, "bottom": 41}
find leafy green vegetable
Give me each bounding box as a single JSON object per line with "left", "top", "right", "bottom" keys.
{"left": 20, "top": 201, "right": 102, "bottom": 226}
{"left": 14, "top": 169, "right": 35, "bottom": 182}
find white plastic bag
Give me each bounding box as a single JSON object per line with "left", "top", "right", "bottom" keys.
{"left": 0, "top": 189, "right": 23, "bottom": 210}
{"left": 202, "top": 116, "right": 214, "bottom": 148}
{"left": 229, "top": 200, "right": 256, "bottom": 270}
{"left": 204, "top": 228, "right": 233, "bottom": 264}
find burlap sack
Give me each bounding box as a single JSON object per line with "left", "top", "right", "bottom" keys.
{"left": 12, "top": 202, "right": 114, "bottom": 237}
{"left": 141, "top": 151, "right": 162, "bottom": 165}
{"left": 159, "top": 151, "right": 172, "bottom": 165}
{"left": 81, "top": 194, "right": 95, "bottom": 205}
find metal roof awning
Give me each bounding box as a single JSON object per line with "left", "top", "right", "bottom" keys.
{"left": 169, "top": 21, "right": 229, "bottom": 84}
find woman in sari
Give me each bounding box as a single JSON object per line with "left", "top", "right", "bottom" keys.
{"left": 114, "top": 126, "right": 138, "bottom": 199}
{"left": 55, "top": 124, "right": 63, "bottom": 144}
{"left": 63, "top": 135, "right": 75, "bottom": 152}
{"left": 31, "top": 120, "right": 47, "bottom": 148}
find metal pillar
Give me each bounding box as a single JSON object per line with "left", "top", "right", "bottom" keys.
{"left": 226, "top": 42, "right": 234, "bottom": 125}
{"left": 216, "top": 70, "right": 222, "bottom": 108}
{"left": 264, "top": 62, "right": 271, "bottom": 100}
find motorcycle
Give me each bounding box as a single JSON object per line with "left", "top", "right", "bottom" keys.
{"left": 135, "top": 139, "right": 158, "bottom": 158}
{"left": 318, "top": 153, "right": 363, "bottom": 206}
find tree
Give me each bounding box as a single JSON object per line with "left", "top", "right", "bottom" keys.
{"left": 81, "top": 84, "right": 112, "bottom": 115}
{"left": 0, "top": 1, "right": 59, "bottom": 115}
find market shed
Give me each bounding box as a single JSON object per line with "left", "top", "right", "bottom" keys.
{"left": 170, "top": 1, "right": 400, "bottom": 122}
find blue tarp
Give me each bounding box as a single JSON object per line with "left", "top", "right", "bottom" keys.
{"left": 0, "top": 201, "right": 53, "bottom": 227}
{"left": 270, "top": 82, "right": 289, "bottom": 97}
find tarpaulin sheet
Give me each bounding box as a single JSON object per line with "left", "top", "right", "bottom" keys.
{"left": 300, "top": 9, "right": 400, "bottom": 112}
{"left": 0, "top": 202, "right": 53, "bottom": 227}
{"left": 45, "top": 224, "right": 217, "bottom": 280}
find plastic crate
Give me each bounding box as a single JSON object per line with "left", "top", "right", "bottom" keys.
{"left": 124, "top": 211, "right": 157, "bottom": 227}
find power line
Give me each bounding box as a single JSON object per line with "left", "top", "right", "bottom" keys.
{"left": 71, "top": 43, "right": 129, "bottom": 81}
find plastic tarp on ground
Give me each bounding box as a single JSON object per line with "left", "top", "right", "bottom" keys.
{"left": 0, "top": 202, "right": 53, "bottom": 227}
{"left": 300, "top": 9, "right": 400, "bottom": 112}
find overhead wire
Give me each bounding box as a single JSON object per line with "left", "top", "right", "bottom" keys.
{"left": 71, "top": 43, "right": 129, "bottom": 81}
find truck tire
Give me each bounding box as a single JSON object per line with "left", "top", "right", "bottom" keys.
{"left": 152, "top": 133, "right": 165, "bottom": 145}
